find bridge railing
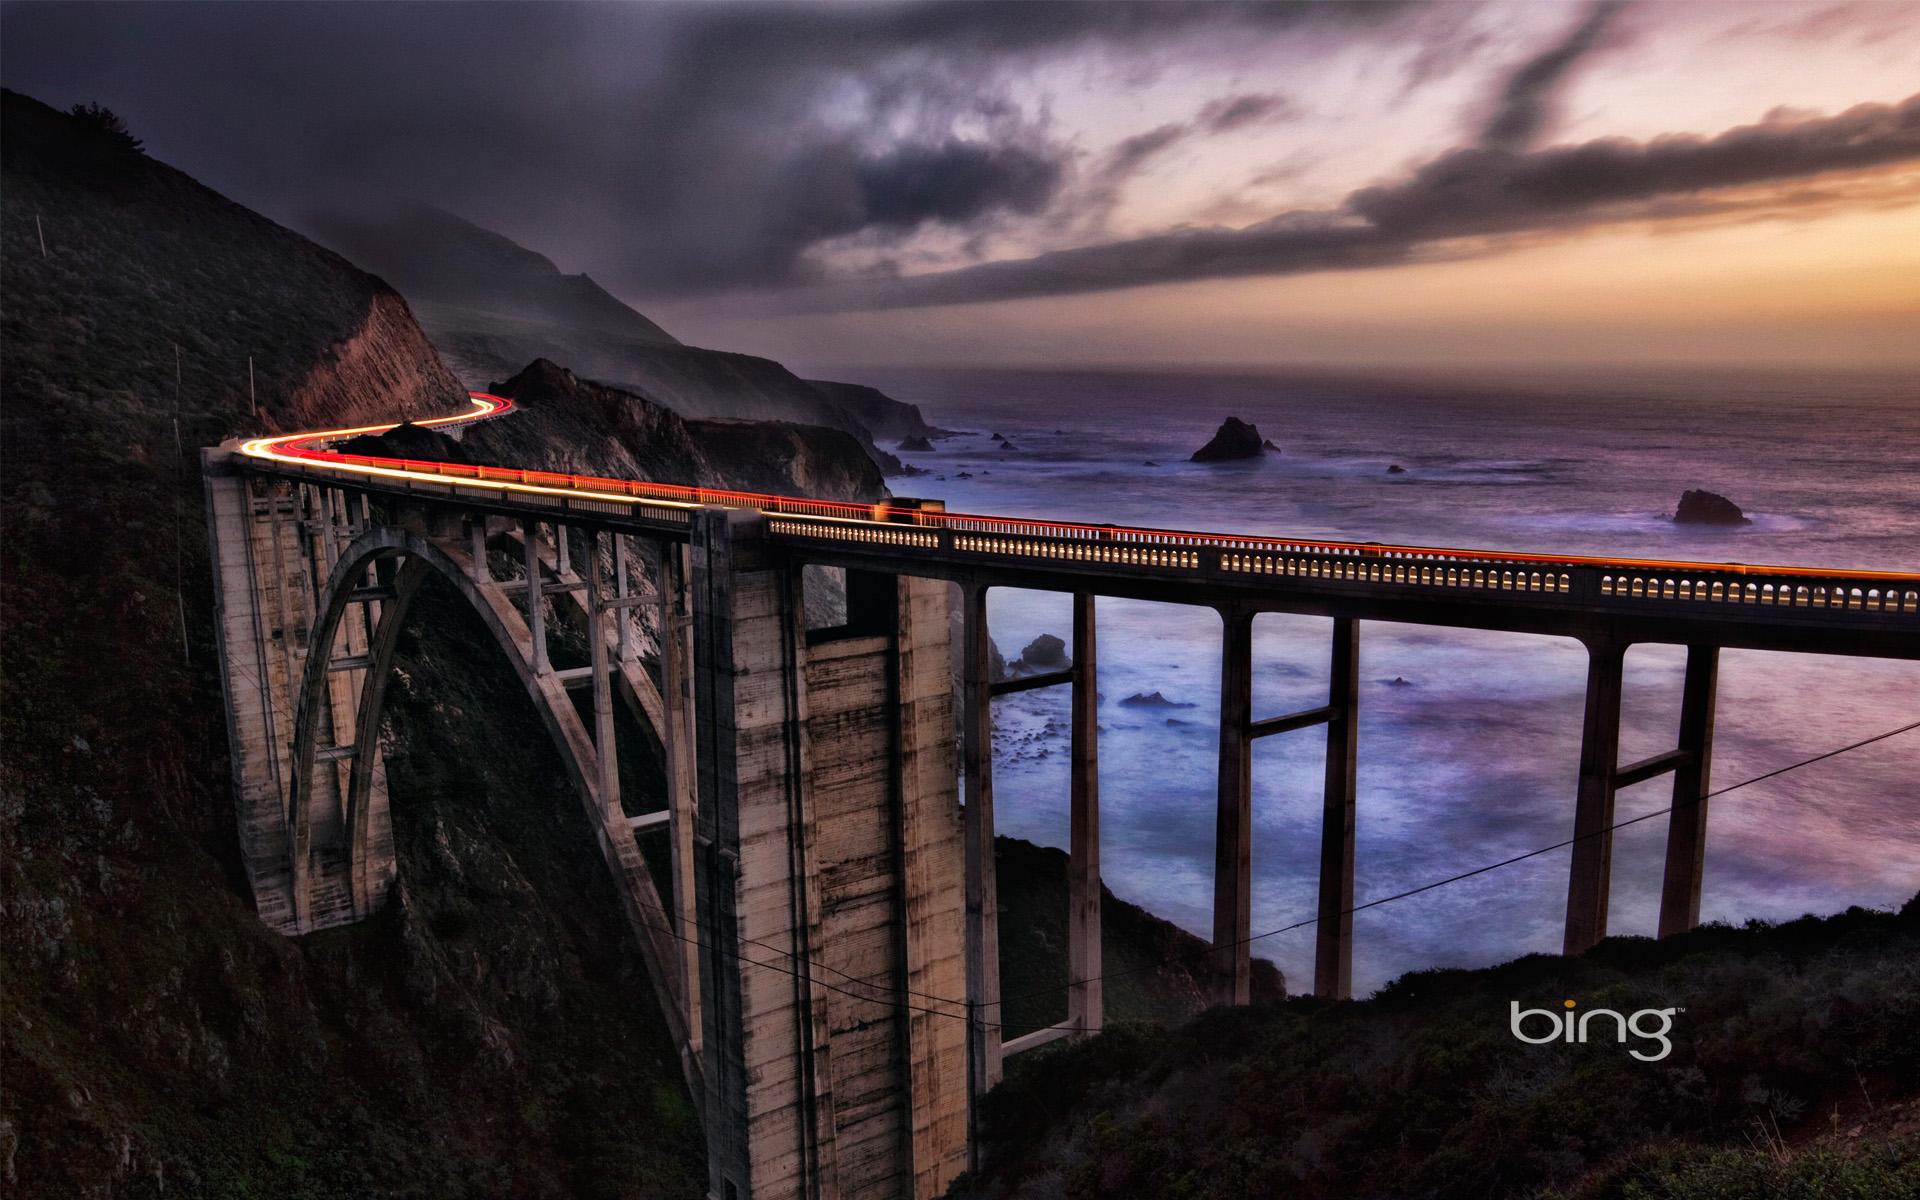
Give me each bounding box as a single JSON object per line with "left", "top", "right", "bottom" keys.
{"left": 766, "top": 509, "right": 1920, "bottom": 619}
{"left": 254, "top": 429, "right": 1920, "bottom": 622}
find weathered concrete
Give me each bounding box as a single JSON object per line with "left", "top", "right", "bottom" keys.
{"left": 204, "top": 464, "right": 391, "bottom": 933}
{"left": 1565, "top": 639, "right": 1627, "bottom": 955}
{"left": 1315, "top": 617, "right": 1359, "bottom": 1000}
{"left": 960, "top": 583, "right": 1003, "bottom": 1126}
{"left": 1068, "top": 592, "right": 1101, "bottom": 1034}
{"left": 1212, "top": 607, "right": 1255, "bottom": 1007}
{"left": 1660, "top": 645, "right": 1719, "bottom": 938}
{"left": 691, "top": 510, "right": 968, "bottom": 1200}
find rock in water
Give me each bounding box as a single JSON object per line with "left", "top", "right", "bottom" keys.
{"left": 1387, "top": 464, "right": 1407, "bottom": 475}
{"left": 1017, "top": 634, "right": 1069, "bottom": 669}
{"left": 1120, "top": 690, "right": 1197, "bottom": 709}
{"left": 1191, "top": 417, "right": 1267, "bottom": 462}
{"left": 898, "top": 435, "right": 934, "bottom": 452}
{"left": 1674, "top": 489, "right": 1751, "bottom": 526}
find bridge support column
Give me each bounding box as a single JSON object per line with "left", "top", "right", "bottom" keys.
{"left": 1659, "top": 645, "right": 1719, "bottom": 937}
{"left": 1068, "top": 592, "right": 1101, "bottom": 1034}
{"left": 660, "top": 542, "right": 703, "bottom": 1071}
{"left": 692, "top": 510, "right": 968, "bottom": 1200}
{"left": 1212, "top": 607, "right": 1254, "bottom": 1007}
{"left": 204, "top": 454, "right": 395, "bottom": 934}
{"left": 1564, "top": 638, "right": 1626, "bottom": 955}
{"left": 522, "top": 518, "right": 548, "bottom": 674}
{"left": 960, "top": 584, "right": 1003, "bottom": 1119}
{"left": 1314, "top": 616, "right": 1359, "bottom": 1000}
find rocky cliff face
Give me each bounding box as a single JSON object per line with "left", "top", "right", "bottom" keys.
{"left": 464, "top": 358, "right": 886, "bottom": 503}
{"left": 807, "top": 379, "right": 949, "bottom": 440}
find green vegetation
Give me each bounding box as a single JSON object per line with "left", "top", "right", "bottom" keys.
{"left": 951, "top": 898, "right": 1920, "bottom": 1200}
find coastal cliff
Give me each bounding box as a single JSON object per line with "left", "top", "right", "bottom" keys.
{"left": 463, "top": 357, "right": 887, "bottom": 503}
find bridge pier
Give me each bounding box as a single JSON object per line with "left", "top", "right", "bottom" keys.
{"left": 959, "top": 584, "right": 1003, "bottom": 1113}
{"left": 1565, "top": 638, "right": 1627, "bottom": 955}
{"left": 1314, "top": 616, "right": 1360, "bottom": 1001}
{"left": 693, "top": 510, "right": 969, "bottom": 1200}
{"left": 1212, "top": 607, "right": 1255, "bottom": 1007}
{"left": 1565, "top": 639, "right": 1724, "bottom": 954}
{"left": 1659, "top": 645, "right": 1719, "bottom": 937}
{"left": 1068, "top": 592, "right": 1102, "bottom": 1035}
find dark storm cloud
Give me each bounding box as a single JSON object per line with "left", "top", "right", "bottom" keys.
{"left": 800, "top": 92, "right": 1920, "bottom": 309}
{"left": 1479, "top": 0, "right": 1626, "bottom": 151}
{"left": 0, "top": 0, "right": 1409, "bottom": 297}
{"left": 855, "top": 140, "right": 1062, "bottom": 227}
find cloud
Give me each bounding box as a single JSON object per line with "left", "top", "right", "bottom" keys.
{"left": 0, "top": 0, "right": 1410, "bottom": 299}
{"left": 1480, "top": 0, "right": 1626, "bottom": 151}
{"left": 791, "top": 91, "right": 1920, "bottom": 310}
{"left": 1198, "top": 92, "right": 1296, "bottom": 132}
{"left": 854, "top": 139, "right": 1064, "bottom": 227}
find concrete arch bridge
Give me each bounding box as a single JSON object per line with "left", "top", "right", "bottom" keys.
{"left": 204, "top": 394, "right": 1919, "bottom": 1200}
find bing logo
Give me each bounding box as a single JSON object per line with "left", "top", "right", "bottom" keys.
{"left": 1509, "top": 998, "right": 1680, "bottom": 1062}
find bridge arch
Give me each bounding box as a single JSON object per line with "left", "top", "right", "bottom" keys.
{"left": 282, "top": 521, "right": 695, "bottom": 1073}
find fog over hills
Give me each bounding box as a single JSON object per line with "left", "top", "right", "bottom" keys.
{"left": 304, "top": 202, "right": 941, "bottom": 472}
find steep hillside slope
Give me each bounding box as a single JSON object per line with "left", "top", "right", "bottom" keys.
{"left": 956, "top": 898, "right": 1920, "bottom": 1200}
{"left": 994, "top": 838, "right": 1284, "bottom": 1039}
{"left": 0, "top": 92, "right": 706, "bottom": 1197}
{"left": 309, "top": 201, "right": 679, "bottom": 346}
{"left": 462, "top": 357, "right": 887, "bottom": 503}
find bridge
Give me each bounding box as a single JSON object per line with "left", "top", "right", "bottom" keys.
{"left": 204, "top": 393, "right": 1919, "bottom": 1200}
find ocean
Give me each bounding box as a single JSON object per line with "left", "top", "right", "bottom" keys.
{"left": 843, "top": 364, "right": 1920, "bottom": 997}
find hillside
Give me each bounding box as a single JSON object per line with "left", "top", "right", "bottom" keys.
{"left": 953, "top": 896, "right": 1920, "bottom": 1200}
{"left": 995, "top": 838, "right": 1284, "bottom": 1039}
{"left": 0, "top": 91, "right": 708, "bottom": 1197}
{"left": 307, "top": 201, "right": 680, "bottom": 346}
{"left": 808, "top": 378, "right": 951, "bottom": 441}
{"left": 465, "top": 357, "right": 888, "bottom": 503}
{"left": 302, "top": 202, "right": 920, "bottom": 472}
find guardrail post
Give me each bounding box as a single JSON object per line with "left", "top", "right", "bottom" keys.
{"left": 1564, "top": 637, "right": 1626, "bottom": 955}
{"left": 1212, "top": 606, "right": 1254, "bottom": 1006}
{"left": 1658, "top": 645, "right": 1719, "bottom": 937}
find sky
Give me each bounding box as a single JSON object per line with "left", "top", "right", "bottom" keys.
{"left": 4, "top": 0, "right": 1918, "bottom": 370}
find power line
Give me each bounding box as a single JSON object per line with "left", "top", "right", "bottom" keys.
{"left": 631, "top": 716, "right": 1920, "bottom": 1034}
{"left": 1002, "top": 713, "right": 1920, "bottom": 1006}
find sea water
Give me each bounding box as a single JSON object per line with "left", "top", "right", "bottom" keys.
{"left": 846, "top": 364, "right": 1920, "bottom": 996}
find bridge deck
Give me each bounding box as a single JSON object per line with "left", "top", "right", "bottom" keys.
{"left": 230, "top": 392, "right": 1920, "bottom": 659}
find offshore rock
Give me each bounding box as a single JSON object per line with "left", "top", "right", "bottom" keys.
{"left": 1016, "top": 634, "right": 1068, "bottom": 670}
{"left": 1190, "top": 417, "right": 1267, "bottom": 462}
{"left": 1674, "top": 489, "right": 1751, "bottom": 525}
